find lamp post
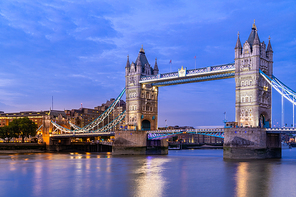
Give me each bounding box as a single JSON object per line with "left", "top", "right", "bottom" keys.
{"left": 165, "top": 119, "right": 167, "bottom": 130}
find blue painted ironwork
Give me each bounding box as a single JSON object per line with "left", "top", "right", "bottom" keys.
{"left": 69, "top": 121, "right": 81, "bottom": 130}
{"left": 147, "top": 128, "right": 225, "bottom": 140}
{"left": 77, "top": 88, "right": 126, "bottom": 132}
{"left": 266, "top": 127, "right": 296, "bottom": 134}
{"left": 51, "top": 88, "right": 126, "bottom": 134}
{"left": 151, "top": 72, "right": 235, "bottom": 87}
{"left": 51, "top": 132, "right": 115, "bottom": 138}
{"left": 140, "top": 63, "right": 235, "bottom": 87}
{"left": 260, "top": 70, "right": 296, "bottom": 105}
{"left": 93, "top": 111, "right": 126, "bottom": 133}
{"left": 36, "top": 124, "right": 43, "bottom": 132}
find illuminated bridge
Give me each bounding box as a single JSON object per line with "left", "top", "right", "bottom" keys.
{"left": 47, "top": 23, "right": 296, "bottom": 159}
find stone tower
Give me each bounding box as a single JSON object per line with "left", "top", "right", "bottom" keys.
{"left": 235, "top": 21, "right": 273, "bottom": 128}
{"left": 125, "top": 46, "right": 159, "bottom": 130}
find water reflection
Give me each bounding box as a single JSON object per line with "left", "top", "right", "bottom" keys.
{"left": 1, "top": 150, "right": 296, "bottom": 196}
{"left": 133, "top": 156, "right": 169, "bottom": 197}
{"left": 235, "top": 162, "right": 249, "bottom": 197}
{"left": 33, "top": 161, "right": 43, "bottom": 197}
{"left": 235, "top": 161, "right": 271, "bottom": 197}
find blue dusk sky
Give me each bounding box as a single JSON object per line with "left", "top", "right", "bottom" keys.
{"left": 0, "top": 0, "right": 296, "bottom": 128}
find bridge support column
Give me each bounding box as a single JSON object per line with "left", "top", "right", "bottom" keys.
{"left": 112, "top": 130, "right": 168, "bottom": 155}
{"left": 112, "top": 130, "right": 147, "bottom": 155}
{"left": 223, "top": 127, "right": 281, "bottom": 159}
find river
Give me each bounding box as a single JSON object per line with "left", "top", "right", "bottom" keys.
{"left": 0, "top": 149, "right": 296, "bottom": 197}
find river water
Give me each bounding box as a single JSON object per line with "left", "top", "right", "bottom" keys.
{"left": 0, "top": 149, "right": 296, "bottom": 197}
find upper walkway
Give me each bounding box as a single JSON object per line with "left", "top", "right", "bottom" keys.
{"left": 139, "top": 63, "right": 235, "bottom": 87}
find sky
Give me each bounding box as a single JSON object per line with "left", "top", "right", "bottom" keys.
{"left": 0, "top": 0, "right": 296, "bottom": 128}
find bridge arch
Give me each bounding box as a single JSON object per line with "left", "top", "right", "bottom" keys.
{"left": 141, "top": 119, "right": 151, "bottom": 130}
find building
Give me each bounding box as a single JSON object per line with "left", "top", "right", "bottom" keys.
{"left": 65, "top": 99, "right": 126, "bottom": 131}
{"left": 0, "top": 110, "right": 68, "bottom": 135}
{"left": 235, "top": 21, "right": 273, "bottom": 127}
{"left": 125, "top": 47, "right": 159, "bottom": 130}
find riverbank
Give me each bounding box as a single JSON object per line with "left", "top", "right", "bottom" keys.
{"left": 0, "top": 143, "right": 46, "bottom": 153}
{"left": 0, "top": 142, "right": 112, "bottom": 154}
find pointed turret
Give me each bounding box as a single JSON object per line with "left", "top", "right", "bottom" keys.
{"left": 267, "top": 36, "right": 273, "bottom": 52}
{"left": 154, "top": 58, "right": 159, "bottom": 75}
{"left": 253, "top": 30, "right": 260, "bottom": 45}
{"left": 235, "top": 32, "right": 242, "bottom": 59}
{"left": 135, "top": 45, "right": 150, "bottom": 74}
{"left": 126, "top": 55, "right": 130, "bottom": 68}
{"left": 266, "top": 36, "right": 273, "bottom": 61}
{"left": 247, "top": 20, "right": 260, "bottom": 48}
{"left": 235, "top": 32, "right": 242, "bottom": 49}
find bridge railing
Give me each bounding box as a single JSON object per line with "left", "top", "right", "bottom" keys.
{"left": 148, "top": 128, "right": 225, "bottom": 133}
{"left": 140, "top": 63, "right": 235, "bottom": 82}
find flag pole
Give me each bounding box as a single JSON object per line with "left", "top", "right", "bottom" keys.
{"left": 194, "top": 56, "right": 196, "bottom": 69}
{"left": 195, "top": 58, "right": 196, "bottom": 69}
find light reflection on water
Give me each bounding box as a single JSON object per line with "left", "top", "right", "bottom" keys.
{"left": 0, "top": 150, "right": 296, "bottom": 196}
{"left": 134, "top": 156, "right": 169, "bottom": 197}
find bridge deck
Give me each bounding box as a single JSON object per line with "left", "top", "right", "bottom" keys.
{"left": 49, "top": 127, "right": 296, "bottom": 139}
{"left": 139, "top": 63, "right": 235, "bottom": 87}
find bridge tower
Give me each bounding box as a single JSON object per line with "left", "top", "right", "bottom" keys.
{"left": 234, "top": 21, "right": 273, "bottom": 128}
{"left": 125, "top": 46, "right": 159, "bottom": 131}
{"left": 224, "top": 22, "right": 280, "bottom": 159}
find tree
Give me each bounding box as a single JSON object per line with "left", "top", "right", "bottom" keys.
{"left": 0, "top": 125, "right": 15, "bottom": 142}
{"left": 9, "top": 117, "right": 37, "bottom": 143}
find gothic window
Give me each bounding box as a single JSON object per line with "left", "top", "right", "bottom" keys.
{"left": 142, "top": 93, "right": 144, "bottom": 98}
{"left": 241, "top": 81, "right": 244, "bottom": 86}
{"left": 245, "top": 97, "right": 249, "bottom": 102}
{"left": 245, "top": 111, "right": 248, "bottom": 116}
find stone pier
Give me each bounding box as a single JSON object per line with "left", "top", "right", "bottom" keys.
{"left": 223, "top": 127, "right": 281, "bottom": 159}
{"left": 112, "top": 130, "right": 168, "bottom": 155}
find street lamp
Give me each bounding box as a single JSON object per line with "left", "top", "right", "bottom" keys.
{"left": 165, "top": 119, "right": 167, "bottom": 129}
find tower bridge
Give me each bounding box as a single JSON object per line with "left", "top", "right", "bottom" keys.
{"left": 47, "top": 22, "right": 296, "bottom": 159}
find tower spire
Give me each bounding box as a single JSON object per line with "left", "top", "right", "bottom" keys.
{"left": 154, "top": 58, "right": 159, "bottom": 75}
{"left": 140, "top": 45, "right": 145, "bottom": 53}
{"left": 267, "top": 36, "right": 273, "bottom": 51}
{"left": 125, "top": 55, "right": 130, "bottom": 68}
{"left": 235, "top": 31, "right": 242, "bottom": 49}
{"left": 253, "top": 30, "right": 260, "bottom": 45}
{"left": 252, "top": 19, "right": 257, "bottom": 30}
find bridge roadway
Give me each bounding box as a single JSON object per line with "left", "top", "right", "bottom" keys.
{"left": 50, "top": 127, "right": 296, "bottom": 139}
{"left": 139, "top": 63, "right": 235, "bottom": 87}
{"left": 50, "top": 132, "right": 114, "bottom": 138}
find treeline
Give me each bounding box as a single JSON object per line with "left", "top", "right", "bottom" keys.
{"left": 0, "top": 117, "right": 37, "bottom": 143}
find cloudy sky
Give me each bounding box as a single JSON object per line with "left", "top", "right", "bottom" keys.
{"left": 0, "top": 0, "right": 295, "bottom": 127}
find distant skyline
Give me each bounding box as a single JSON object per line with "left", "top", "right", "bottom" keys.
{"left": 0, "top": 0, "right": 296, "bottom": 127}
